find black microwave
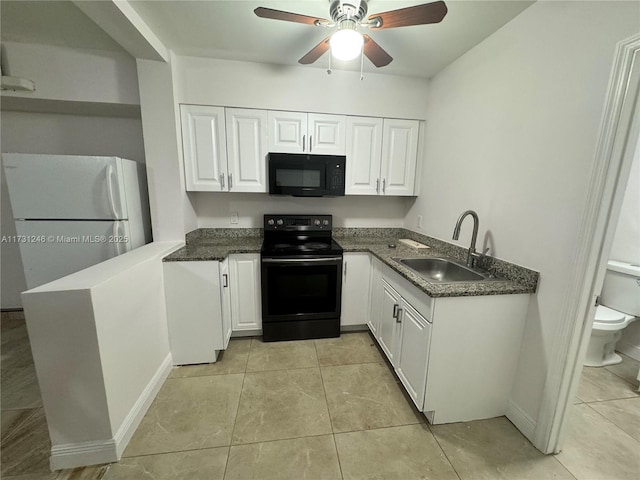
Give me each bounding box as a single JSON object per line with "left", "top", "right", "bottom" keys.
{"left": 268, "top": 153, "right": 346, "bottom": 197}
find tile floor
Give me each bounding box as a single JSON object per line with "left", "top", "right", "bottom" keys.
{"left": 2, "top": 310, "right": 639, "bottom": 479}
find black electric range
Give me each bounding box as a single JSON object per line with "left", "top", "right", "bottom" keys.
{"left": 261, "top": 215, "right": 343, "bottom": 342}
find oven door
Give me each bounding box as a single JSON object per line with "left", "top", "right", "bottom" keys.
{"left": 261, "top": 256, "right": 343, "bottom": 322}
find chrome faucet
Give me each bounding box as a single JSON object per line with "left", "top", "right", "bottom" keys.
{"left": 453, "top": 210, "right": 480, "bottom": 268}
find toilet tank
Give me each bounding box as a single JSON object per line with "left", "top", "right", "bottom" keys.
{"left": 601, "top": 261, "right": 640, "bottom": 317}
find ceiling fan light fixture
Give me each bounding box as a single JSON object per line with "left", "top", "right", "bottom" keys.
{"left": 330, "top": 25, "right": 363, "bottom": 61}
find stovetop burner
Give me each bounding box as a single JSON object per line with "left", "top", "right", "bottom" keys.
{"left": 261, "top": 214, "right": 343, "bottom": 257}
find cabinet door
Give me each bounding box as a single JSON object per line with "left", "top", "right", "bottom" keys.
{"left": 380, "top": 119, "right": 419, "bottom": 196}
{"left": 229, "top": 254, "right": 262, "bottom": 331}
{"left": 180, "top": 105, "right": 228, "bottom": 192}
{"left": 368, "top": 256, "right": 383, "bottom": 336}
{"left": 341, "top": 253, "right": 371, "bottom": 326}
{"left": 378, "top": 280, "right": 402, "bottom": 365}
{"left": 345, "top": 117, "right": 383, "bottom": 195}
{"left": 225, "top": 108, "right": 268, "bottom": 193}
{"left": 395, "top": 301, "right": 432, "bottom": 410}
{"left": 308, "top": 113, "right": 346, "bottom": 155}
{"left": 163, "top": 261, "right": 223, "bottom": 365}
{"left": 220, "top": 258, "right": 232, "bottom": 348}
{"left": 268, "top": 110, "right": 307, "bottom": 153}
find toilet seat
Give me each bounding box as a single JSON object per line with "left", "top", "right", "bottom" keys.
{"left": 593, "top": 305, "right": 635, "bottom": 331}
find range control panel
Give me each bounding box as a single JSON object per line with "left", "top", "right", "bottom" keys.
{"left": 263, "top": 214, "right": 332, "bottom": 231}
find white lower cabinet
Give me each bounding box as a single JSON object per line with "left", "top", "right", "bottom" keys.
{"left": 369, "top": 259, "right": 530, "bottom": 424}
{"left": 163, "top": 261, "right": 228, "bottom": 365}
{"left": 341, "top": 253, "right": 371, "bottom": 326}
{"left": 220, "top": 258, "right": 232, "bottom": 345}
{"left": 378, "top": 280, "right": 402, "bottom": 364}
{"left": 395, "top": 302, "right": 431, "bottom": 410}
{"left": 229, "top": 254, "right": 262, "bottom": 332}
{"left": 377, "top": 277, "right": 433, "bottom": 410}
{"left": 367, "top": 256, "right": 383, "bottom": 336}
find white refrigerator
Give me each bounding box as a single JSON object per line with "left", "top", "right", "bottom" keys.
{"left": 3, "top": 154, "right": 152, "bottom": 289}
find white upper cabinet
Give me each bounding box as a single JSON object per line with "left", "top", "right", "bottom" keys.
{"left": 267, "top": 110, "right": 307, "bottom": 153}
{"left": 180, "top": 105, "right": 228, "bottom": 192}
{"left": 308, "top": 113, "right": 346, "bottom": 155}
{"left": 380, "top": 119, "right": 419, "bottom": 196}
{"left": 225, "top": 108, "right": 268, "bottom": 193}
{"left": 345, "top": 116, "right": 383, "bottom": 195}
{"left": 268, "top": 111, "right": 346, "bottom": 154}
{"left": 181, "top": 104, "right": 418, "bottom": 195}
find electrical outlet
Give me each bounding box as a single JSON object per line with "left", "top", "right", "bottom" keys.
{"left": 417, "top": 215, "right": 423, "bottom": 228}
{"left": 230, "top": 212, "right": 239, "bottom": 224}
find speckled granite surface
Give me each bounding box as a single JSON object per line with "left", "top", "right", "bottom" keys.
{"left": 164, "top": 228, "right": 539, "bottom": 298}
{"left": 164, "top": 229, "right": 262, "bottom": 261}
{"left": 336, "top": 236, "right": 537, "bottom": 298}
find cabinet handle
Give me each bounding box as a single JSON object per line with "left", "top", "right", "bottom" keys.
{"left": 396, "top": 308, "right": 403, "bottom": 323}
{"left": 376, "top": 178, "right": 380, "bottom": 194}
{"left": 228, "top": 173, "right": 233, "bottom": 189}
{"left": 303, "top": 135, "right": 306, "bottom": 152}
{"left": 220, "top": 174, "right": 226, "bottom": 190}
{"left": 382, "top": 178, "right": 386, "bottom": 194}
{"left": 392, "top": 304, "right": 399, "bottom": 319}
{"left": 344, "top": 262, "right": 347, "bottom": 277}
{"left": 223, "top": 273, "right": 228, "bottom": 288}
{"left": 310, "top": 135, "right": 313, "bottom": 152}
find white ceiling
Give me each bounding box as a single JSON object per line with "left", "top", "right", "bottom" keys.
{"left": 1, "top": 0, "right": 536, "bottom": 79}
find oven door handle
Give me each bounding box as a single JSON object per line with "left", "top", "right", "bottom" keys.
{"left": 262, "top": 257, "right": 343, "bottom": 264}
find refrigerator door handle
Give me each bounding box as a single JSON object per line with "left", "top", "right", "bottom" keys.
{"left": 113, "top": 221, "right": 122, "bottom": 255}
{"left": 106, "top": 164, "right": 122, "bottom": 219}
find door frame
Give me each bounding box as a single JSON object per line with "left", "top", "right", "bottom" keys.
{"left": 534, "top": 34, "right": 640, "bottom": 453}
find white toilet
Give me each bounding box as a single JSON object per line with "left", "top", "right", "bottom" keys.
{"left": 584, "top": 260, "right": 640, "bottom": 367}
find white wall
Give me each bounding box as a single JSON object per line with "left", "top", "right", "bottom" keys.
{"left": 136, "top": 55, "right": 197, "bottom": 241}
{"left": 170, "top": 55, "right": 429, "bottom": 227}
{"left": 196, "top": 193, "right": 410, "bottom": 228}
{"left": 1, "top": 111, "right": 145, "bottom": 161}
{"left": 1, "top": 42, "right": 139, "bottom": 105}
{"left": 404, "top": 0, "right": 640, "bottom": 429}
{"left": 1, "top": 112, "right": 146, "bottom": 309}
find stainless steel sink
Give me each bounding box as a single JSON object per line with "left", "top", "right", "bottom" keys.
{"left": 392, "top": 257, "right": 503, "bottom": 283}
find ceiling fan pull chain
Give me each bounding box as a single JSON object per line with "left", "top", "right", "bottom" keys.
{"left": 360, "top": 47, "right": 364, "bottom": 80}
{"left": 327, "top": 50, "right": 332, "bottom": 75}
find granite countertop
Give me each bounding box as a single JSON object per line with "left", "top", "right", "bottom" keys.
{"left": 163, "top": 228, "right": 538, "bottom": 298}
{"left": 163, "top": 237, "right": 262, "bottom": 261}
{"left": 334, "top": 236, "right": 536, "bottom": 298}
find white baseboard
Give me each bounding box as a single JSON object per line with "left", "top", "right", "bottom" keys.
{"left": 617, "top": 341, "right": 640, "bottom": 361}
{"left": 50, "top": 354, "right": 172, "bottom": 470}
{"left": 506, "top": 399, "right": 537, "bottom": 441}
{"left": 50, "top": 439, "right": 118, "bottom": 471}
{"left": 114, "top": 354, "right": 173, "bottom": 457}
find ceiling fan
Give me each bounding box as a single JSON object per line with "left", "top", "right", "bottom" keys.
{"left": 254, "top": 0, "right": 448, "bottom": 67}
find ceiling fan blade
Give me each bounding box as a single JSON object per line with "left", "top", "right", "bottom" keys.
{"left": 299, "top": 37, "right": 331, "bottom": 64}
{"left": 368, "top": 1, "right": 448, "bottom": 29}
{"left": 254, "top": 7, "right": 328, "bottom": 26}
{"left": 363, "top": 35, "right": 393, "bottom": 67}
